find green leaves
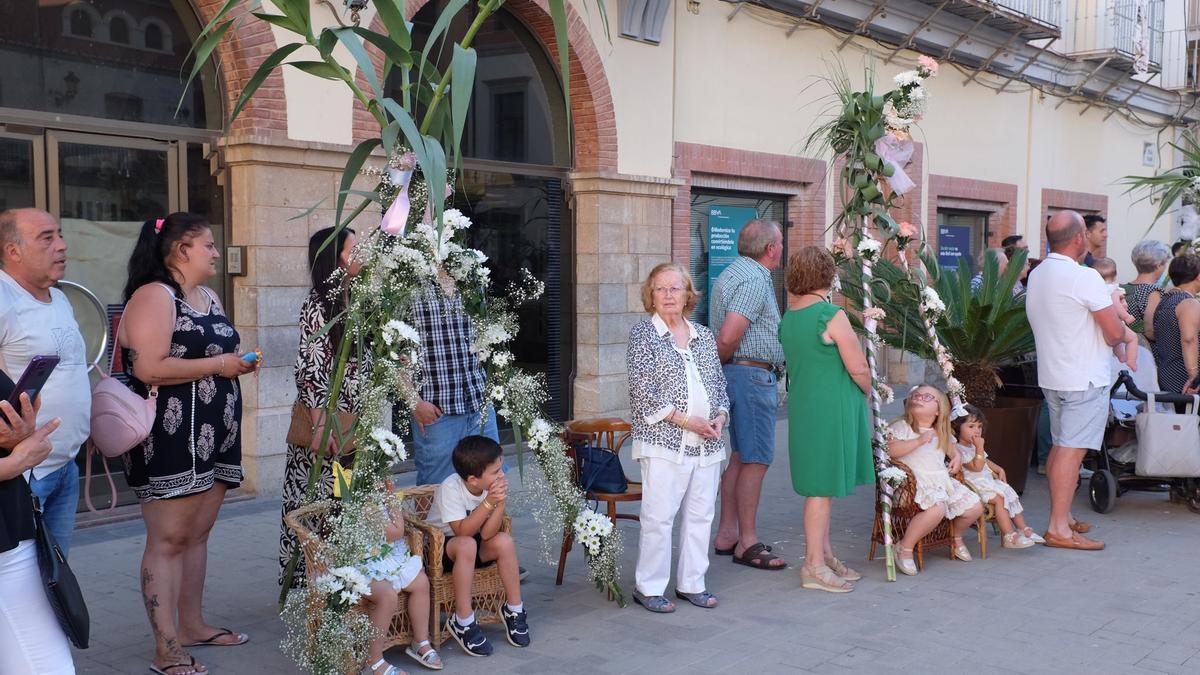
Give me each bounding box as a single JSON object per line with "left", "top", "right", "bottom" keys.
{"left": 287, "top": 60, "right": 349, "bottom": 80}
{"left": 449, "top": 45, "right": 478, "bottom": 170}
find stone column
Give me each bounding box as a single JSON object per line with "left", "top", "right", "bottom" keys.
{"left": 223, "top": 136, "right": 362, "bottom": 495}
{"left": 570, "top": 172, "right": 682, "bottom": 420}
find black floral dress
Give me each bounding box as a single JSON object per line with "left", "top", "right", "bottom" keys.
{"left": 123, "top": 285, "right": 243, "bottom": 501}
{"left": 278, "top": 290, "right": 368, "bottom": 585}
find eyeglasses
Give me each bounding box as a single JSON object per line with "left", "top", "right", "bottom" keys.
{"left": 653, "top": 286, "right": 686, "bottom": 296}
{"left": 909, "top": 392, "right": 937, "bottom": 403}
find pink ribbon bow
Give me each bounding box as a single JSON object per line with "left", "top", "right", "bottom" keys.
{"left": 874, "top": 134, "right": 915, "bottom": 196}
{"left": 379, "top": 167, "right": 414, "bottom": 236}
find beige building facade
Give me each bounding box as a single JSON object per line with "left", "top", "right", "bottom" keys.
{"left": 3, "top": 0, "right": 1199, "bottom": 499}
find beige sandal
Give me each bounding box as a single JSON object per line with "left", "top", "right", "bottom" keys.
{"left": 951, "top": 537, "right": 973, "bottom": 562}
{"left": 800, "top": 564, "right": 853, "bottom": 593}
{"left": 825, "top": 556, "right": 862, "bottom": 582}
{"left": 893, "top": 545, "right": 918, "bottom": 576}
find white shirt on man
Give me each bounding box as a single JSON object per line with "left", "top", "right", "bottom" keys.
{"left": 426, "top": 473, "right": 489, "bottom": 535}
{"left": 1025, "top": 252, "right": 1113, "bottom": 391}
{"left": 0, "top": 269, "right": 92, "bottom": 478}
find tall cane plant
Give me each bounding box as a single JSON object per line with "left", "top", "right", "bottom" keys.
{"left": 182, "top": 1, "right": 623, "bottom": 670}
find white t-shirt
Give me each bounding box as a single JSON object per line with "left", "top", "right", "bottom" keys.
{"left": 1026, "top": 253, "right": 1114, "bottom": 391}
{"left": 0, "top": 270, "right": 92, "bottom": 478}
{"left": 426, "top": 473, "right": 489, "bottom": 534}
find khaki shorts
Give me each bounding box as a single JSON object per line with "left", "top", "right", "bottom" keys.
{"left": 1042, "top": 386, "right": 1109, "bottom": 450}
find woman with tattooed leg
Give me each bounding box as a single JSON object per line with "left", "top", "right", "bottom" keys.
{"left": 120, "top": 213, "right": 257, "bottom": 675}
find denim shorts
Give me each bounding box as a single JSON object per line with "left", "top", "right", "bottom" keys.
{"left": 723, "top": 364, "right": 779, "bottom": 465}
{"left": 1043, "top": 386, "right": 1109, "bottom": 450}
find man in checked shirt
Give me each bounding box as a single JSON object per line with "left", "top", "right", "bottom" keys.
{"left": 410, "top": 283, "right": 500, "bottom": 485}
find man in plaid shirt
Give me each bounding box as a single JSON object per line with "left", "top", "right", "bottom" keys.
{"left": 410, "top": 283, "right": 499, "bottom": 484}
{"left": 709, "top": 219, "right": 788, "bottom": 571}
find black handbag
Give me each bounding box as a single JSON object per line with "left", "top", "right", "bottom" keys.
{"left": 32, "top": 495, "right": 90, "bottom": 649}
{"left": 577, "top": 445, "right": 629, "bottom": 494}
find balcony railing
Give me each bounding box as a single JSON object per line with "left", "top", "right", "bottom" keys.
{"left": 1161, "top": 29, "right": 1200, "bottom": 90}
{"left": 1189, "top": 0, "right": 1200, "bottom": 30}
{"left": 992, "top": 0, "right": 1063, "bottom": 28}
{"left": 1060, "top": 0, "right": 1165, "bottom": 72}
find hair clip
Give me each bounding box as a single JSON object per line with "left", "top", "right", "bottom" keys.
{"left": 154, "top": 218, "right": 165, "bottom": 233}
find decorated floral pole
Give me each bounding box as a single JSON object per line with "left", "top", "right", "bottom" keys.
{"left": 855, "top": 234, "right": 898, "bottom": 581}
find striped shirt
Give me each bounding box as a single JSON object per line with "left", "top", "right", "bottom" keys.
{"left": 709, "top": 256, "right": 785, "bottom": 370}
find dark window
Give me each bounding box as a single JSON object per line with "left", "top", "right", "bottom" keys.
{"left": 936, "top": 208, "right": 990, "bottom": 271}
{"left": 492, "top": 90, "right": 526, "bottom": 162}
{"left": 144, "top": 23, "right": 164, "bottom": 50}
{"left": 109, "top": 16, "right": 130, "bottom": 44}
{"left": 69, "top": 8, "right": 93, "bottom": 37}
{"left": 104, "top": 93, "right": 143, "bottom": 121}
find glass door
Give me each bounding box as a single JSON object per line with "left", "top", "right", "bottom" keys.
{"left": 0, "top": 130, "right": 44, "bottom": 210}
{"left": 48, "top": 130, "right": 176, "bottom": 313}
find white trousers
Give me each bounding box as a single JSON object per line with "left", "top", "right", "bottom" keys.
{"left": 0, "top": 540, "right": 76, "bottom": 674}
{"left": 635, "top": 456, "right": 720, "bottom": 596}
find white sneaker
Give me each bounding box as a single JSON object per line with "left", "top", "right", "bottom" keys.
{"left": 1002, "top": 531, "right": 1035, "bottom": 549}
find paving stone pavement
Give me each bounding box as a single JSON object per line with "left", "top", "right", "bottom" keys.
{"left": 71, "top": 415, "right": 1200, "bottom": 675}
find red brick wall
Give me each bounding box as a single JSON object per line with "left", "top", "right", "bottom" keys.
{"left": 1039, "top": 188, "right": 1109, "bottom": 255}
{"left": 671, "top": 142, "right": 826, "bottom": 264}
{"left": 927, "top": 175, "right": 1020, "bottom": 249}
{"left": 386, "top": 0, "right": 616, "bottom": 171}
{"left": 193, "top": 0, "right": 288, "bottom": 137}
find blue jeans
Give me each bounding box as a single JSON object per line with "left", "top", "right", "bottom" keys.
{"left": 723, "top": 364, "right": 779, "bottom": 465}
{"left": 411, "top": 405, "right": 500, "bottom": 485}
{"left": 28, "top": 460, "right": 79, "bottom": 557}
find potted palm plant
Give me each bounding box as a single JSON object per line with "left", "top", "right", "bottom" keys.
{"left": 839, "top": 247, "right": 1040, "bottom": 491}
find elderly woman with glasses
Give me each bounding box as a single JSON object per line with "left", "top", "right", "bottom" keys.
{"left": 626, "top": 262, "right": 729, "bottom": 614}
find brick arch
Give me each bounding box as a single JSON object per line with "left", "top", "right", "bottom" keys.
{"left": 192, "top": 0, "right": 288, "bottom": 137}
{"left": 350, "top": 0, "right": 616, "bottom": 171}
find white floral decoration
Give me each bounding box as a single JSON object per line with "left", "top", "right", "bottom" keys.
{"left": 369, "top": 427, "right": 408, "bottom": 462}
{"left": 572, "top": 509, "right": 614, "bottom": 556}
{"left": 857, "top": 237, "right": 882, "bottom": 261}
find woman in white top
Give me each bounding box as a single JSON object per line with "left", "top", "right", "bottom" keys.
{"left": 626, "top": 263, "right": 729, "bottom": 613}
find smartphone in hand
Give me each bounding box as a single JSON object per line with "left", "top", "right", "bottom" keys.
{"left": 7, "top": 355, "right": 59, "bottom": 407}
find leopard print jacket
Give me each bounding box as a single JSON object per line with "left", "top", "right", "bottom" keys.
{"left": 626, "top": 316, "right": 730, "bottom": 459}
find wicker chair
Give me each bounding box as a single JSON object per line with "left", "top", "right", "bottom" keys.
{"left": 868, "top": 462, "right": 990, "bottom": 567}
{"left": 401, "top": 484, "right": 512, "bottom": 648}
{"left": 556, "top": 418, "right": 641, "bottom": 587}
{"left": 283, "top": 499, "right": 426, "bottom": 670}
{"left": 867, "top": 462, "right": 954, "bottom": 570}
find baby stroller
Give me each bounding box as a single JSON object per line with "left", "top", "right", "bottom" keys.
{"left": 1087, "top": 370, "right": 1200, "bottom": 514}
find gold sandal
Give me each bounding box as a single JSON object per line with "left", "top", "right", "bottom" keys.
{"left": 825, "top": 556, "right": 862, "bottom": 582}
{"left": 800, "top": 564, "right": 853, "bottom": 593}
{"left": 951, "top": 537, "right": 973, "bottom": 562}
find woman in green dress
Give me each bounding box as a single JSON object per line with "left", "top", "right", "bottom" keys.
{"left": 779, "top": 246, "right": 874, "bottom": 593}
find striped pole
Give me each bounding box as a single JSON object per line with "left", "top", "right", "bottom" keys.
{"left": 860, "top": 235, "right": 897, "bottom": 582}
{"left": 895, "top": 241, "right": 967, "bottom": 416}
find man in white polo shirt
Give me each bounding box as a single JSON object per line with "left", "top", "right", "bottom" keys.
{"left": 1026, "top": 210, "right": 1132, "bottom": 551}
{"left": 0, "top": 209, "right": 91, "bottom": 556}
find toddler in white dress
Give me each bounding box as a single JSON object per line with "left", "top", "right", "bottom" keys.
{"left": 886, "top": 385, "right": 984, "bottom": 576}
{"left": 951, "top": 405, "right": 1043, "bottom": 549}
{"left": 357, "top": 486, "right": 442, "bottom": 675}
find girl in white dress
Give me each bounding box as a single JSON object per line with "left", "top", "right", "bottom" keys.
{"left": 951, "top": 405, "right": 1043, "bottom": 550}
{"left": 358, "top": 486, "right": 442, "bottom": 675}
{"left": 886, "top": 385, "right": 984, "bottom": 576}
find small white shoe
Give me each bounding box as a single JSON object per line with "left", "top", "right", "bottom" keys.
{"left": 1002, "top": 531, "right": 1035, "bottom": 549}
{"left": 1021, "top": 527, "right": 1045, "bottom": 544}
{"left": 893, "top": 545, "right": 919, "bottom": 576}
{"left": 951, "top": 539, "right": 973, "bottom": 561}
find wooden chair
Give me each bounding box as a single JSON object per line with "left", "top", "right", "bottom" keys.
{"left": 556, "top": 418, "right": 641, "bottom": 586}
{"left": 284, "top": 499, "right": 426, "bottom": 668}
{"left": 402, "top": 484, "right": 512, "bottom": 648}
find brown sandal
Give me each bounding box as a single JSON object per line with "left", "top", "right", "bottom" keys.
{"left": 731, "top": 542, "right": 787, "bottom": 570}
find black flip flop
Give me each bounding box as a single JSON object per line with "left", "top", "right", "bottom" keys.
{"left": 731, "top": 542, "right": 787, "bottom": 571}
{"left": 183, "top": 627, "right": 249, "bottom": 648}
{"left": 715, "top": 543, "right": 770, "bottom": 556}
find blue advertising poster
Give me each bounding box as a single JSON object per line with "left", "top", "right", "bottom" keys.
{"left": 707, "top": 205, "right": 760, "bottom": 293}
{"left": 938, "top": 225, "right": 972, "bottom": 268}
